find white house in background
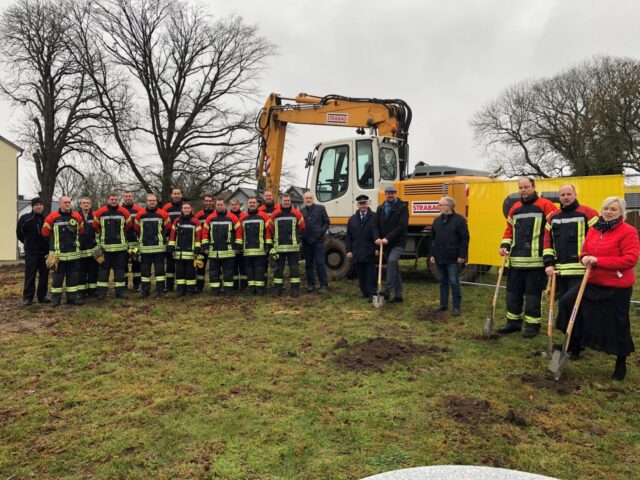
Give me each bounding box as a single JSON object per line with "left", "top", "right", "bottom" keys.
{"left": 1, "top": 135, "right": 22, "bottom": 261}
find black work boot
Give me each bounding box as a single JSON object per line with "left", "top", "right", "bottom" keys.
{"left": 497, "top": 319, "right": 522, "bottom": 334}
{"left": 431, "top": 306, "right": 447, "bottom": 313}
{"left": 273, "top": 287, "right": 282, "bottom": 297}
{"left": 522, "top": 323, "right": 541, "bottom": 339}
{"left": 291, "top": 286, "right": 300, "bottom": 298}
{"left": 612, "top": 356, "right": 627, "bottom": 381}
{"left": 140, "top": 289, "right": 150, "bottom": 299}
{"left": 51, "top": 294, "right": 62, "bottom": 307}
{"left": 67, "top": 294, "right": 84, "bottom": 306}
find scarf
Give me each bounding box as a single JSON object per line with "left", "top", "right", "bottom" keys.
{"left": 594, "top": 216, "right": 622, "bottom": 232}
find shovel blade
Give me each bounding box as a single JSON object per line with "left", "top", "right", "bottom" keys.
{"left": 548, "top": 349, "right": 569, "bottom": 379}
{"left": 483, "top": 316, "right": 495, "bottom": 337}
{"left": 372, "top": 295, "right": 384, "bottom": 308}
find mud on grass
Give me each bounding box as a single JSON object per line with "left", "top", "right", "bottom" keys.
{"left": 333, "top": 337, "right": 450, "bottom": 372}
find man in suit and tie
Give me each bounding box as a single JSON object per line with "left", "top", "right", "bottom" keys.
{"left": 346, "top": 195, "right": 377, "bottom": 299}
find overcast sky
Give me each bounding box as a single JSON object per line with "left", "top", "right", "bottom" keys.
{"left": 2, "top": 0, "right": 640, "bottom": 197}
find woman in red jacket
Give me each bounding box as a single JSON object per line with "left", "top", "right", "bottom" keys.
{"left": 557, "top": 196, "right": 639, "bottom": 380}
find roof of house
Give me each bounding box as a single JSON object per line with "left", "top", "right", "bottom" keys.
{"left": 286, "top": 186, "right": 307, "bottom": 200}
{"left": 0, "top": 135, "right": 23, "bottom": 153}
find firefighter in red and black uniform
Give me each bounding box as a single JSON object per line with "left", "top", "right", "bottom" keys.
{"left": 135, "top": 193, "right": 171, "bottom": 297}
{"left": 93, "top": 192, "right": 132, "bottom": 299}
{"left": 122, "top": 191, "right": 144, "bottom": 290}
{"left": 162, "top": 187, "right": 184, "bottom": 291}
{"left": 167, "top": 203, "right": 202, "bottom": 296}
{"left": 239, "top": 196, "right": 272, "bottom": 295}
{"left": 194, "top": 194, "right": 215, "bottom": 292}
{"left": 270, "top": 193, "right": 305, "bottom": 297}
{"left": 77, "top": 197, "right": 99, "bottom": 297}
{"left": 229, "top": 198, "right": 248, "bottom": 290}
{"left": 42, "top": 196, "right": 85, "bottom": 306}
{"left": 258, "top": 190, "right": 279, "bottom": 285}
{"left": 543, "top": 184, "right": 598, "bottom": 357}
{"left": 202, "top": 198, "right": 242, "bottom": 296}
{"left": 499, "top": 177, "right": 557, "bottom": 338}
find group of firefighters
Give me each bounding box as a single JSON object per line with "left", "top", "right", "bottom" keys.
{"left": 19, "top": 187, "right": 321, "bottom": 306}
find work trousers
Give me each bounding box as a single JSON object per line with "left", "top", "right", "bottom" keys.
{"left": 175, "top": 259, "right": 196, "bottom": 296}
{"left": 274, "top": 251, "right": 300, "bottom": 293}
{"left": 436, "top": 263, "right": 462, "bottom": 309}
{"left": 77, "top": 256, "right": 99, "bottom": 297}
{"left": 97, "top": 251, "right": 128, "bottom": 298}
{"left": 303, "top": 241, "right": 328, "bottom": 288}
{"left": 384, "top": 246, "right": 403, "bottom": 298}
{"left": 506, "top": 267, "right": 546, "bottom": 325}
{"left": 244, "top": 255, "right": 266, "bottom": 294}
{"left": 165, "top": 253, "right": 175, "bottom": 291}
{"left": 210, "top": 256, "right": 234, "bottom": 294}
{"left": 355, "top": 261, "right": 376, "bottom": 298}
{"left": 23, "top": 252, "right": 49, "bottom": 302}
{"left": 557, "top": 275, "right": 582, "bottom": 304}
{"left": 196, "top": 254, "right": 208, "bottom": 291}
{"left": 127, "top": 255, "right": 141, "bottom": 289}
{"left": 141, "top": 253, "right": 166, "bottom": 294}
{"left": 51, "top": 259, "right": 79, "bottom": 303}
{"left": 233, "top": 252, "right": 248, "bottom": 290}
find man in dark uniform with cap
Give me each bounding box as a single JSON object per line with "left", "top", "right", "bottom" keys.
{"left": 16, "top": 197, "right": 50, "bottom": 305}
{"left": 373, "top": 186, "right": 409, "bottom": 303}
{"left": 346, "top": 194, "right": 377, "bottom": 299}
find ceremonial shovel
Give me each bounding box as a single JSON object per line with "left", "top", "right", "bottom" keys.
{"left": 548, "top": 266, "right": 590, "bottom": 380}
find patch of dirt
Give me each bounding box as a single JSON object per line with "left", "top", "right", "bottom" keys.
{"left": 334, "top": 337, "right": 449, "bottom": 372}
{"left": 520, "top": 373, "right": 581, "bottom": 395}
{"left": 505, "top": 409, "right": 528, "bottom": 427}
{"left": 333, "top": 338, "right": 349, "bottom": 349}
{"left": 442, "top": 396, "right": 494, "bottom": 424}
{"left": 414, "top": 309, "right": 448, "bottom": 323}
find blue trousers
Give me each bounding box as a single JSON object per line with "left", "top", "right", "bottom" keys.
{"left": 436, "top": 262, "right": 461, "bottom": 309}
{"left": 303, "top": 242, "right": 328, "bottom": 288}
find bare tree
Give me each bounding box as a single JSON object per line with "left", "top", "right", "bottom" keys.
{"left": 472, "top": 55, "right": 640, "bottom": 177}
{"left": 0, "top": 0, "right": 106, "bottom": 211}
{"left": 73, "top": 0, "right": 274, "bottom": 203}
{"left": 471, "top": 81, "right": 567, "bottom": 178}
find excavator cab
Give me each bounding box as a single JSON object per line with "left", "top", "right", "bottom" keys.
{"left": 307, "top": 135, "right": 403, "bottom": 220}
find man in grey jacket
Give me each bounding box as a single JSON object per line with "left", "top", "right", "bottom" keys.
{"left": 301, "top": 191, "right": 330, "bottom": 293}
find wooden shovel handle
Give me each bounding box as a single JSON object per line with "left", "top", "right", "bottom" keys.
{"left": 377, "top": 243, "right": 384, "bottom": 288}
{"left": 492, "top": 255, "right": 507, "bottom": 309}
{"left": 564, "top": 266, "right": 591, "bottom": 352}
{"left": 547, "top": 272, "right": 557, "bottom": 337}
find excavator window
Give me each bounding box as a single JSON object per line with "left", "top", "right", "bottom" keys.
{"left": 316, "top": 144, "right": 349, "bottom": 202}
{"left": 379, "top": 147, "right": 397, "bottom": 181}
{"left": 356, "top": 140, "right": 374, "bottom": 189}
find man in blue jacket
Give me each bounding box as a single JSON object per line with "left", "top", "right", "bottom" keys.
{"left": 346, "top": 195, "right": 377, "bottom": 299}
{"left": 429, "top": 196, "right": 469, "bottom": 316}
{"left": 16, "top": 197, "right": 50, "bottom": 305}
{"left": 301, "top": 191, "right": 330, "bottom": 293}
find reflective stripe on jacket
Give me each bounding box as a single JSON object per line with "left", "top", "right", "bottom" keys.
{"left": 42, "top": 210, "right": 84, "bottom": 261}
{"left": 500, "top": 194, "right": 557, "bottom": 268}
{"left": 543, "top": 202, "right": 598, "bottom": 276}
{"left": 240, "top": 210, "right": 272, "bottom": 256}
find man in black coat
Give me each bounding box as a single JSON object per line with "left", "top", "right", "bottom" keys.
{"left": 16, "top": 197, "right": 50, "bottom": 305}
{"left": 301, "top": 191, "right": 330, "bottom": 293}
{"left": 429, "top": 196, "right": 470, "bottom": 316}
{"left": 346, "top": 195, "right": 377, "bottom": 299}
{"left": 373, "top": 186, "right": 409, "bottom": 303}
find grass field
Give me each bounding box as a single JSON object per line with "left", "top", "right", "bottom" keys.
{"left": 1, "top": 263, "right": 639, "bottom": 479}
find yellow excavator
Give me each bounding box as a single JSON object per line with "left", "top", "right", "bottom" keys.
{"left": 256, "top": 92, "right": 491, "bottom": 279}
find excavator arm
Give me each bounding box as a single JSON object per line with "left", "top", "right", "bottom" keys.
{"left": 256, "top": 93, "right": 411, "bottom": 196}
